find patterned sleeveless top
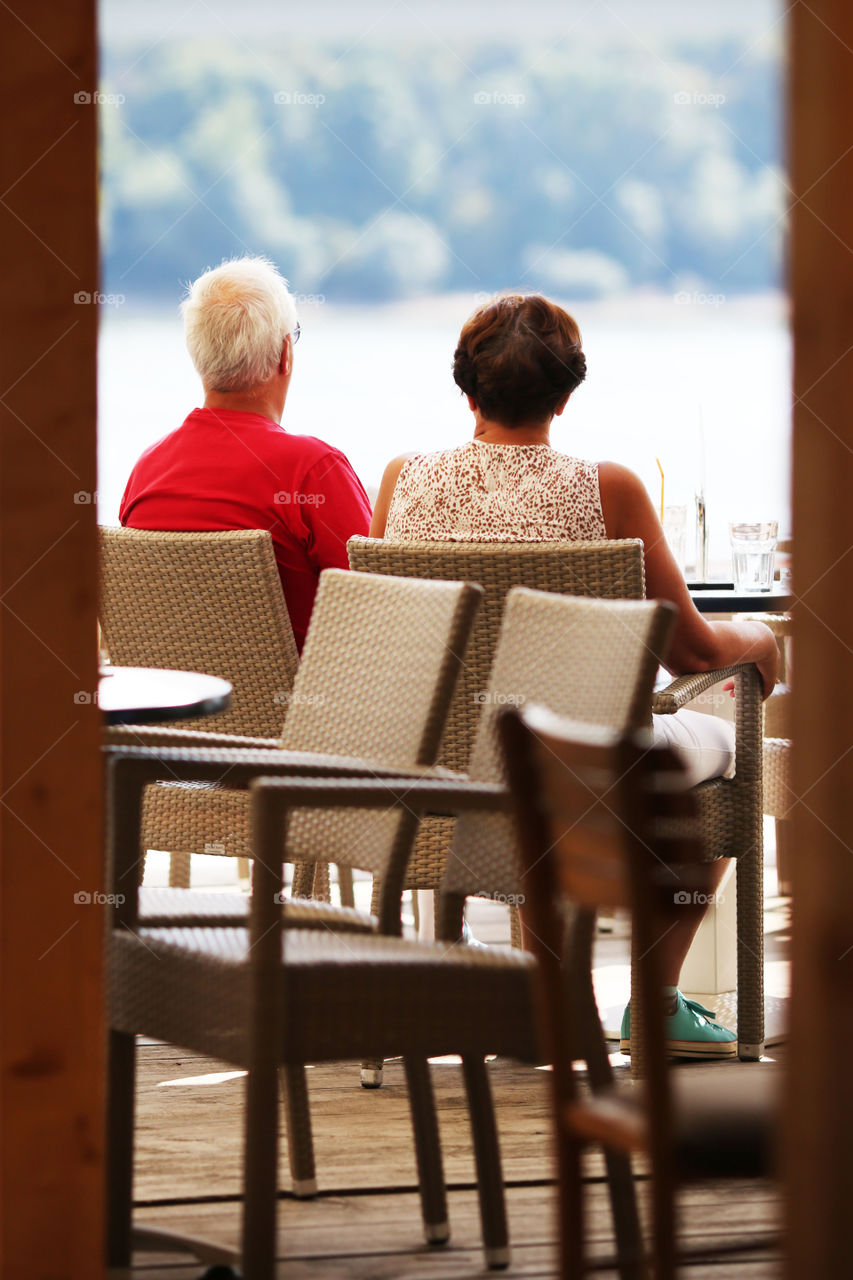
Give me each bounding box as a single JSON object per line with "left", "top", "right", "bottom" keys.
{"left": 384, "top": 440, "right": 607, "bottom": 542}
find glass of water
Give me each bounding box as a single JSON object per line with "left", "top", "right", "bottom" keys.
{"left": 729, "top": 521, "right": 778, "bottom": 591}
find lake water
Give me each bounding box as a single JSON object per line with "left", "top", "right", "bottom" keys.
{"left": 98, "top": 293, "right": 791, "bottom": 571}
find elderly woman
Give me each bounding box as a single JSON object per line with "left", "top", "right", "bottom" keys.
{"left": 370, "top": 293, "right": 779, "bottom": 1059}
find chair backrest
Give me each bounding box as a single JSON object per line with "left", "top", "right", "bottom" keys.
{"left": 279, "top": 569, "right": 483, "bottom": 921}
{"left": 499, "top": 703, "right": 708, "bottom": 1275}
{"left": 441, "top": 591, "right": 677, "bottom": 902}
{"left": 347, "top": 538, "right": 645, "bottom": 772}
{"left": 98, "top": 527, "right": 298, "bottom": 737}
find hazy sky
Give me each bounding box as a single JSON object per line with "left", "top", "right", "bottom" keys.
{"left": 100, "top": 0, "right": 784, "bottom": 44}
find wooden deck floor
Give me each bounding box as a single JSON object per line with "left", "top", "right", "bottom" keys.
{"left": 124, "top": 874, "right": 788, "bottom": 1277}
{"left": 128, "top": 1048, "right": 782, "bottom": 1278}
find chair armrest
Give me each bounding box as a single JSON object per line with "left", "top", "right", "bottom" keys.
{"left": 652, "top": 663, "right": 757, "bottom": 715}
{"left": 250, "top": 774, "right": 509, "bottom": 820}
{"left": 104, "top": 724, "right": 283, "bottom": 750}
{"left": 104, "top": 742, "right": 462, "bottom": 788}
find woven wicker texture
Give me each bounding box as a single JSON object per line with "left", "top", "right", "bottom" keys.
{"left": 763, "top": 737, "right": 793, "bottom": 819}
{"left": 347, "top": 537, "right": 645, "bottom": 888}
{"left": 445, "top": 590, "right": 672, "bottom": 899}
{"left": 142, "top": 570, "right": 481, "bottom": 878}
{"left": 139, "top": 887, "right": 376, "bottom": 932}
{"left": 110, "top": 925, "right": 537, "bottom": 1068}
{"left": 99, "top": 527, "right": 298, "bottom": 737}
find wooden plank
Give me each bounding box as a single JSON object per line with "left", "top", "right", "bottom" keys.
{"left": 130, "top": 1184, "right": 779, "bottom": 1278}
{"left": 0, "top": 2, "right": 103, "bottom": 1275}
{"left": 787, "top": 2, "right": 853, "bottom": 1278}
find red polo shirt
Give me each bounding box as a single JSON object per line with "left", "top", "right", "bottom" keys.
{"left": 119, "top": 407, "right": 372, "bottom": 650}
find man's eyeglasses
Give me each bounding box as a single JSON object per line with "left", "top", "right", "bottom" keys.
{"left": 291, "top": 322, "right": 301, "bottom": 345}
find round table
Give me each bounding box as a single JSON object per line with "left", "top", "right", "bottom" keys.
{"left": 99, "top": 666, "right": 232, "bottom": 725}
{"left": 688, "top": 583, "right": 793, "bottom": 614}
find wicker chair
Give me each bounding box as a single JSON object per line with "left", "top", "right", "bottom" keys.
{"left": 105, "top": 568, "right": 482, "bottom": 1209}
{"left": 500, "top": 705, "right": 778, "bottom": 1279}
{"left": 349, "top": 538, "right": 767, "bottom": 1062}
{"left": 105, "top": 592, "right": 677, "bottom": 1278}
{"left": 347, "top": 538, "right": 647, "bottom": 912}
{"left": 99, "top": 527, "right": 299, "bottom": 886}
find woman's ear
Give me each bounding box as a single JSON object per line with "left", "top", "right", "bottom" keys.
{"left": 466, "top": 394, "right": 478, "bottom": 413}
{"left": 552, "top": 394, "right": 571, "bottom": 418}
{"left": 281, "top": 338, "right": 292, "bottom": 378}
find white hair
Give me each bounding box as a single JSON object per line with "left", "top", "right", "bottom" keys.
{"left": 181, "top": 256, "right": 299, "bottom": 393}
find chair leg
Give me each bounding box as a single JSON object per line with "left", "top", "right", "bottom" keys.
{"left": 509, "top": 903, "right": 523, "bottom": 950}
{"left": 107, "top": 1029, "right": 136, "bottom": 1268}
{"left": 237, "top": 856, "right": 250, "bottom": 882}
{"left": 736, "top": 845, "right": 765, "bottom": 1059}
{"left": 280, "top": 1065, "right": 317, "bottom": 1197}
{"left": 361, "top": 874, "right": 385, "bottom": 1087}
{"left": 168, "top": 850, "right": 191, "bottom": 887}
{"left": 775, "top": 818, "right": 792, "bottom": 897}
{"left": 337, "top": 864, "right": 355, "bottom": 908}
{"left": 555, "top": 1126, "right": 585, "bottom": 1280}
{"left": 291, "top": 861, "right": 315, "bottom": 899}
{"left": 403, "top": 1057, "right": 449, "bottom": 1245}
{"left": 241, "top": 1060, "right": 280, "bottom": 1280}
{"left": 461, "top": 1056, "right": 510, "bottom": 1269}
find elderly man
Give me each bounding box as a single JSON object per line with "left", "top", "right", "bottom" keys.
{"left": 120, "top": 256, "right": 371, "bottom": 650}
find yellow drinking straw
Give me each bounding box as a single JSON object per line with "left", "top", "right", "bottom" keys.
{"left": 656, "top": 457, "right": 664, "bottom": 522}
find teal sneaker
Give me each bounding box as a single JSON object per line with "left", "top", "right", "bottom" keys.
{"left": 619, "top": 991, "right": 737, "bottom": 1059}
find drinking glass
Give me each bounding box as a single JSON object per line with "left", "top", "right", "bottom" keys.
{"left": 663, "top": 504, "right": 687, "bottom": 573}
{"left": 729, "top": 521, "right": 778, "bottom": 591}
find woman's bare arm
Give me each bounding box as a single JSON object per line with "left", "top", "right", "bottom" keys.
{"left": 368, "top": 454, "right": 415, "bottom": 538}
{"left": 598, "top": 461, "right": 779, "bottom": 696}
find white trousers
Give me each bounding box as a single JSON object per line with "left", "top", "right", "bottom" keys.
{"left": 416, "top": 708, "right": 737, "bottom": 941}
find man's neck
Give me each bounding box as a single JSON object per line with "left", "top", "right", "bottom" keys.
{"left": 203, "top": 390, "right": 283, "bottom": 424}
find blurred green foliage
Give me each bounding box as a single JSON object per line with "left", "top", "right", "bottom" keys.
{"left": 100, "top": 31, "right": 782, "bottom": 300}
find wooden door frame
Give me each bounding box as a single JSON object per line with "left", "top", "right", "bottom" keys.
{"left": 0, "top": 3, "right": 103, "bottom": 1275}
